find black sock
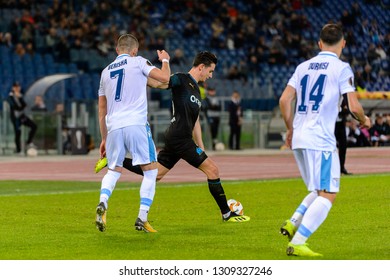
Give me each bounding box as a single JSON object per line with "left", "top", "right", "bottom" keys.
{"left": 208, "top": 178, "right": 230, "bottom": 214}
{"left": 123, "top": 158, "right": 143, "bottom": 176}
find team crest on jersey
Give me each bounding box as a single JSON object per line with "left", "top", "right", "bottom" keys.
{"left": 323, "top": 151, "right": 331, "bottom": 160}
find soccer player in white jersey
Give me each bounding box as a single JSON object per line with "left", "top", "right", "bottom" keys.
{"left": 95, "top": 34, "right": 170, "bottom": 233}
{"left": 279, "top": 24, "right": 371, "bottom": 257}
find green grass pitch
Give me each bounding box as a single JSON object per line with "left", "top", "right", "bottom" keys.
{"left": 1, "top": 174, "right": 389, "bottom": 260}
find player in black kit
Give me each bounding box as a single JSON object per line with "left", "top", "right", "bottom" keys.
{"left": 95, "top": 51, "right": 250, "bottom": 223}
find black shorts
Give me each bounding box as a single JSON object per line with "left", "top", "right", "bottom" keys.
{"left": 158, "top": 139, "right": 208, "bottom": 170}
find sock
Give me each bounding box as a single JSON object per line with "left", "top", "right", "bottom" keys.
{"left": 138, "top": 169, "right": 158, "bottom": 221}
{"left": 123, "top": 158, "right": 143, "bottom": 176}
{"left": 99, "top": 170, "right": 121, "bottom": 209}
{"left": 291, "top": 196, "right": 332, "bottom": 245}
{"left": 208, "top": 178, "right": 230, "bottom": 214}
{"left": 290, "top": 191, "right": 318, "bottom": 227}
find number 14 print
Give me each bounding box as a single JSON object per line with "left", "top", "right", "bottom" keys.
{"left": 298, "top": 74, "right": 326, "bottom": 113}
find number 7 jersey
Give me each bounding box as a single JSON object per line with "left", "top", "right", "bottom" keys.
{"left": 287, "top": 51, "right": 355, "bottom": 151}
{"left": 98, "top": 54, "right": 156, "bottom": 133}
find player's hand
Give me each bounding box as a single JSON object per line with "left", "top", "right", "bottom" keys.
{"left": 157, "top": 50, "right": 170, "bottom": 61}
{"left": 360, "top": 115, "right": 372, "bottom": 129}
{"left": 99, "top": 141, "right": 106, "bottom": 158}
{"left": 285, "top": 129, "right": 293, "bottom": 149}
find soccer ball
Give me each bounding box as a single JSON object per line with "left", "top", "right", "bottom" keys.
{"left": 26, "top": 147, "right": 38, "bottom": 157}
{"left": 227, "top": 199, "right": 243, "bottom": 215}
{"left": 215, "top": 142, "right": 225, "bottom": 151}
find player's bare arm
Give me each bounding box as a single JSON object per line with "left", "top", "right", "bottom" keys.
{"left": 192, "top": 116, "right": 205, "bottom": 150}
{"left": 98, "top": 95, "right": 108, "bottom": 157}
{"left": 279, "top": 85, "right": 296, "bottom": 148}
{"left": 345, "top": 92, "right": 372, "bottom": 128}
{"left": 147, "top": 77, "right": 169, "bottom": 89}
{"left": 148, "top": 50, "right": 171, "bottom": 83}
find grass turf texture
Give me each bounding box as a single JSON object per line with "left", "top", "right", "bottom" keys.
{"left": 0, "top": 174, "right": 389, "bottom": 260}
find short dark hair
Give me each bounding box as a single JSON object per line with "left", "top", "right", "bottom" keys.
{"left": 193, "top": 51, "right": 218, "bottom": 67}
{"left": 320, "top": 24, "right": 344, "bottom": 46}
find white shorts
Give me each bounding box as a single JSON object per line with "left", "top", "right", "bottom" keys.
{"left": 293, "top": 149, "right": 340, "bottom": 193}
{"left": 106, "top": 124, "right": 157, "bottom": 169}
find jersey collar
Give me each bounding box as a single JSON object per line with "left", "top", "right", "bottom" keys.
{"left": 318, "top": 51, "right": 338, "bottom": 58}
{"left": 187, "top": 73, "right": 200, "bottom": 90}
{"left": 116, "top": 54, "right": 131, "bottom": 60}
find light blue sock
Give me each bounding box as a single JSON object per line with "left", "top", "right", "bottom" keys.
{"left": 138, "top": 169, "right": 158, "bottom": 221}
{"left": 291, "top": 196, "right": 332, "bottom": 245}
{"left": 99, "top": 170, "right": 121, "bottom": 209}
{"left": 291, "top": 191, "right": 318, "bottom": 227}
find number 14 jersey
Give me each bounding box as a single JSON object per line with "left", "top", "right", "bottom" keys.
{"left": 287, "top": 51, "right": 355, "bottom": 151}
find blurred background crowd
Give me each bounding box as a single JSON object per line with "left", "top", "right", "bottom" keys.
{"left": 0, "top": 0, "right": 389, "bottom": 153}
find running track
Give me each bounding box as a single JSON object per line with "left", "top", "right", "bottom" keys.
{"left": 1, "top": 147, "right": 389, "bottom": 182}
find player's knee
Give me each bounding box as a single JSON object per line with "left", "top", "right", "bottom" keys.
{"left": 208, "top": 164, "right": 219, "bottom": 178}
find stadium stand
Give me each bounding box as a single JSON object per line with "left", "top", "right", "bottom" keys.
{"left": 0, "top": 0, "right": 388, "bottom": 108}
{"left": 0, "top": 0, "right": 389, "bottom": 150}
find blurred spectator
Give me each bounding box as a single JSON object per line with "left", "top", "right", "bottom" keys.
{"left": 355, "top": 70, "right": 366, "bottom": 91}
{"left": 362, "top": 64, "right": 377, "bottom": 84}
{"left": 170, "top": 48, "right": 187, "bottom": 66}
{"left": 268, "top": 36, "right": 287, "bottom": 65}
{"left": 45, "top": 27, "right": 58, "bottom": 53}
{"left": 359, "top": 19, "right": 371, "bottom": 36}
{"left": 56, "top": 36, "right": 70, "bottom": 62}
{"left": 367, "top": 43, "right": 381, "bottom": 72}
{"left": 8, "top": 17, "right": 21, "bottom": 45}
{"left": 335, "top": 103, "right": 350, "bottom": 175}
{"left": 203, "top": 87, "right": 222, "bottom": 150}
{"left": 25, "top": 41, "right": 35, "bottom": 56}
{"left": 226, "top": 34, "right": 235, "bottom": 50}
{"left": 346, "top": 119, "right": 371, "bottom": 147}
{"left": 55, "top": 103, "right": 71, "bottom": 154}
{"left": 211, "top": 18, "right": 224, "bottom": 38}
{"left": 369, "top": 114, "right": 390, "bottom": 146}
{"left": 237, "top": 59, "right": 249, "bottom": 83}
{"left": 369, "top": 19, "right": 382, "bottom": 45}
{"left": 182, "top": 22, "right": 200, "bottom": 38}
{"left": 340, "top": 10, "right": 355, "bottom": 28}
{"left": 31, "top": 95, "right": 47, "bottom": 112}
{"left": 227, "top": 64, "right": 241, "bottom": 80}
{"left": 152, "top": 23, "right": 172, "bottom": 40}
{"left": 1, "top": 32, "right": 13, "bottom": 48}
{"left": 345, "top": 30, "right": 357, "bottom": 46}
{"left": 20, "top": 23, "right": 34, "bottom": 44}
{"left": 14, "top": 43, "right": 26, "bottom": 57}
{"left": 148, "top": 37, "right": 165, "bottom": 51}
{"left": 350, "top": 2, "right": 362, "bottom": 18}
{"left": 375, "top": 44, "right": 387, "bottom": 60}
{"left": 228, "top": 91, "right": 243, "bottom": 150}
{"left": 6, "top": 82, "right": 38, "bottom": 155}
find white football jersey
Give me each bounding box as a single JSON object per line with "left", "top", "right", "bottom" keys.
{"left": 98, "top": 54, "right": 156, "bottom": 132}
{"left": 287, "top": 51, "right": 355, "bottom": 151}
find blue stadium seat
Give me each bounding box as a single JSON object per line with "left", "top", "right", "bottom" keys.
{"left": 381, "top": 59, "right": 390, "bottom": 73}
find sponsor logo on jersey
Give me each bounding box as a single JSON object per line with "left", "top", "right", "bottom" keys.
{"left": 190, "top": 95, "right": 202, "bottom": 108}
